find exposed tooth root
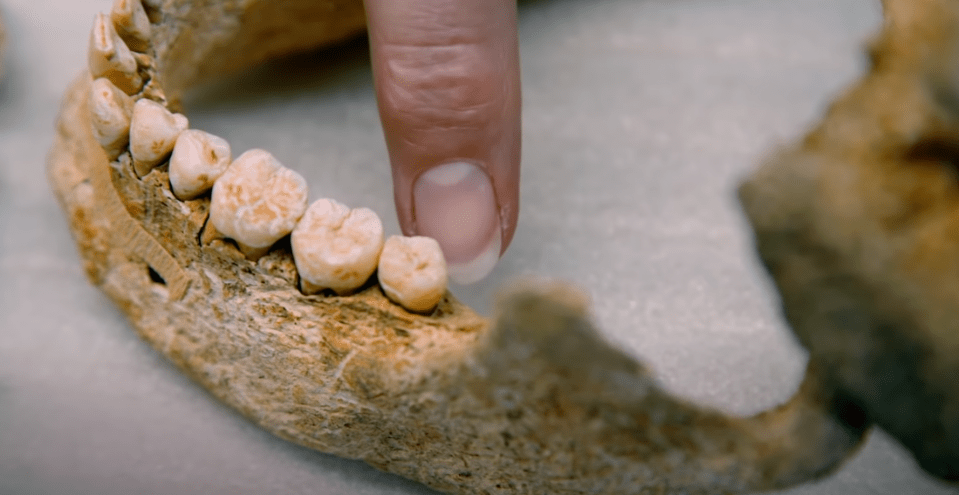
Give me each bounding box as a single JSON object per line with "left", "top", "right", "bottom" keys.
{"left": 88, "top": 13, "right": 143, "bottom": 95}
{"left": 210, "top": 149, "right": 309, "bottom": 260}
{"left": 110, "top": 0, "right": 151, "bottom": 52}
{"left": 291, "top": 199, "right": 384, "bottom": 295}
{"left": 377, "top": 235, "right": 448, "bottom": 313}
{"left": 169, "top": 130, "right": 231, "bottom": 200}
{"left": 129, "top": 99, "right": 188, "bottom": 177}
{"left": 88, "top": 77, "right": 134, "bottom": 158}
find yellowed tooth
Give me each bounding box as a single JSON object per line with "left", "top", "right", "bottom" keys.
{"left": 110, "top": 0, "right": 152, "bottom": 52}
{"left": 88, "top": 77, "right": 134, "bottom": 159}
{"left": 88, "top": 12, "right": 143, "bottom": 95}
{"left": 377, "top": 235, "right": 448, "bottom": 313}
{"left": 210, "top": 149, "right": 309, "bottom": 260}
{"left": 129, "top": 98, "right": 188, "bottom": 177}
{"left": 169, "top": 130, "right": 232, "bottom": 200}
{"left": 291, "top": 199, "right": 385, "bottom": 295}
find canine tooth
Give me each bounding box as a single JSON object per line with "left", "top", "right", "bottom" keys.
{"left": 210, "top": 149, "right": 308, "bottom": 260}
{"left": 88, "top": 13, "right": 142, "bottom": 95}
{"left": 377, "top": 235, "right": 448, "bottom": 312}
{"left": 291, "top": 199, "right": 384, "bottom": 295}
{"left": 169, "top": 130, "right": 231, "bottom": 200}
{"left": 129, "top": 99, "right": 188, "bottom": 177}
{"left": 88, "top": 78, "right": 134, "bottom": 158}
{"left": 111, "top": 0, "right": 151, "bottom": 52}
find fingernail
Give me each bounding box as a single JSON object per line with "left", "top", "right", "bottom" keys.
{"left": 413, "top": 162, "right": 502, "bottom": 284}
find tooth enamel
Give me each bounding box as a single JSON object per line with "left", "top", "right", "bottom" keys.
{"left": 110, "top": 0, "right": 151, "bottom": 52}
{"left": 169, "top": 130, "right": 231, "bottom": 200}
{"left": 210, "top": 149, "right": 308, "bottom": 260}
{"left": 88, "top": 77, "right": 134, "bottom": 158}
{"left": 291, "top": 199, "right": 384, "bottom": 295}
{"left": 377, "top": 235, "right": 448, "bottom": 312}
{"left": 129, "top": 98, "right": 188, "bottom": 177}
{"left": 88, "top": 12, "right": 143, "bottom": 95}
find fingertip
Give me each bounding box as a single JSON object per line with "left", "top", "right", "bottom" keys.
{"left": 412, "top": 162, "right": 501, "bottom": 284}
{"left": 367, "top": 0, "right": 521, "bottom": 283}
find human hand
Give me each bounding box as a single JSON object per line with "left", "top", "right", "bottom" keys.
{"left": 363, "top": 0, "right": 521, "bottom": 284}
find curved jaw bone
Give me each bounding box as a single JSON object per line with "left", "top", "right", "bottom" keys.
{"left": 48, "top": 0, "right": 959, "bottom": 492}
{"left": 740, "top": 0, "right": 959, "bottom": 480}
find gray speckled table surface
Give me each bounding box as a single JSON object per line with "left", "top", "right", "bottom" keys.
{"left": 0, "top": 0, "right": 957, "bottom": 493}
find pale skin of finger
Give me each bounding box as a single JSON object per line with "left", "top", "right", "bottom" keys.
{"left": 364, "top": 0, "right": 521, "bottom": 279}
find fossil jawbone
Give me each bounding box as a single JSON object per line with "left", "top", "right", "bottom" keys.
{"left": 740, "top": 0, "right": 959, "bottom": 481}
{"left": 51, "top": 0, "right": 959, "bottom": 492}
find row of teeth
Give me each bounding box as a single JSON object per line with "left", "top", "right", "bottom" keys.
{"left": 86, "top": 0, "right": 448, "bottom": 313}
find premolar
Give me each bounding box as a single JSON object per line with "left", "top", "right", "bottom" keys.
{"left": 169, "top": 129, "right": 231, "bottom": 200}
{"left": 377, "top": 235, "right": 448, "bottom": 313}
{"left": 129, "top": 98, "right": 188, "bottom": 177}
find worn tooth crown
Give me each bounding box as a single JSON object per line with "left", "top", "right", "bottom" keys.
{"left": 88, "top": 12, "right": 142, "bottom": 95}
{"left": 89, "top": 77, "right": 134, "bottom": 158}
{"left": 129, "top": 98, "right": 188, "bottom": 177}
{"left": 378, "top": 235, "right": 448, "bottom": 312}
{"left": 111, "top": 0, "right": 152, "bottom": 52}
{"left": 291, "top": 198, "right": 385, "bottom": 295}
{"left": 210, "top": 149, "right": 309, "bottom": 260}
{"left": 169, "top": 129, "right": 231, "bottom": 200}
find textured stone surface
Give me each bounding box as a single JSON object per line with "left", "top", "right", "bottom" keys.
{"left": 41, "top": 0, "right": 882, "bottom": 493}
{"left": 740, "top": 0, "right": 959, "bottom": 482}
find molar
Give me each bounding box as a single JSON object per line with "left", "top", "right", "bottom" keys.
{"left": 209, "top": 149, "right": 309, "bottom": 260}
{"left": 291, "top": 198, "right": 385, "bottom": 295}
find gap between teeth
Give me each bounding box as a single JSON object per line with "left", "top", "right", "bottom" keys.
{"left": 86, "top": 0, "right": 449, "bottom": 313}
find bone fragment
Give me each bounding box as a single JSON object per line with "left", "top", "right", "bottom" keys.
{"left": 50, "top": 0, "right": 948, "bottom": 492}
{"left": 738, "top": 0, "right": 959, "bottom": 479}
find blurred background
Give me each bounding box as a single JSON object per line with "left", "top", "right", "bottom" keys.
{"left": 1, "top": 0, "right": 956, "bottom": 493}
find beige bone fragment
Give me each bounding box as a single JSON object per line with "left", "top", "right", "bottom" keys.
{"left": 47, "top": 0, "right": 959, "bottom": 492}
